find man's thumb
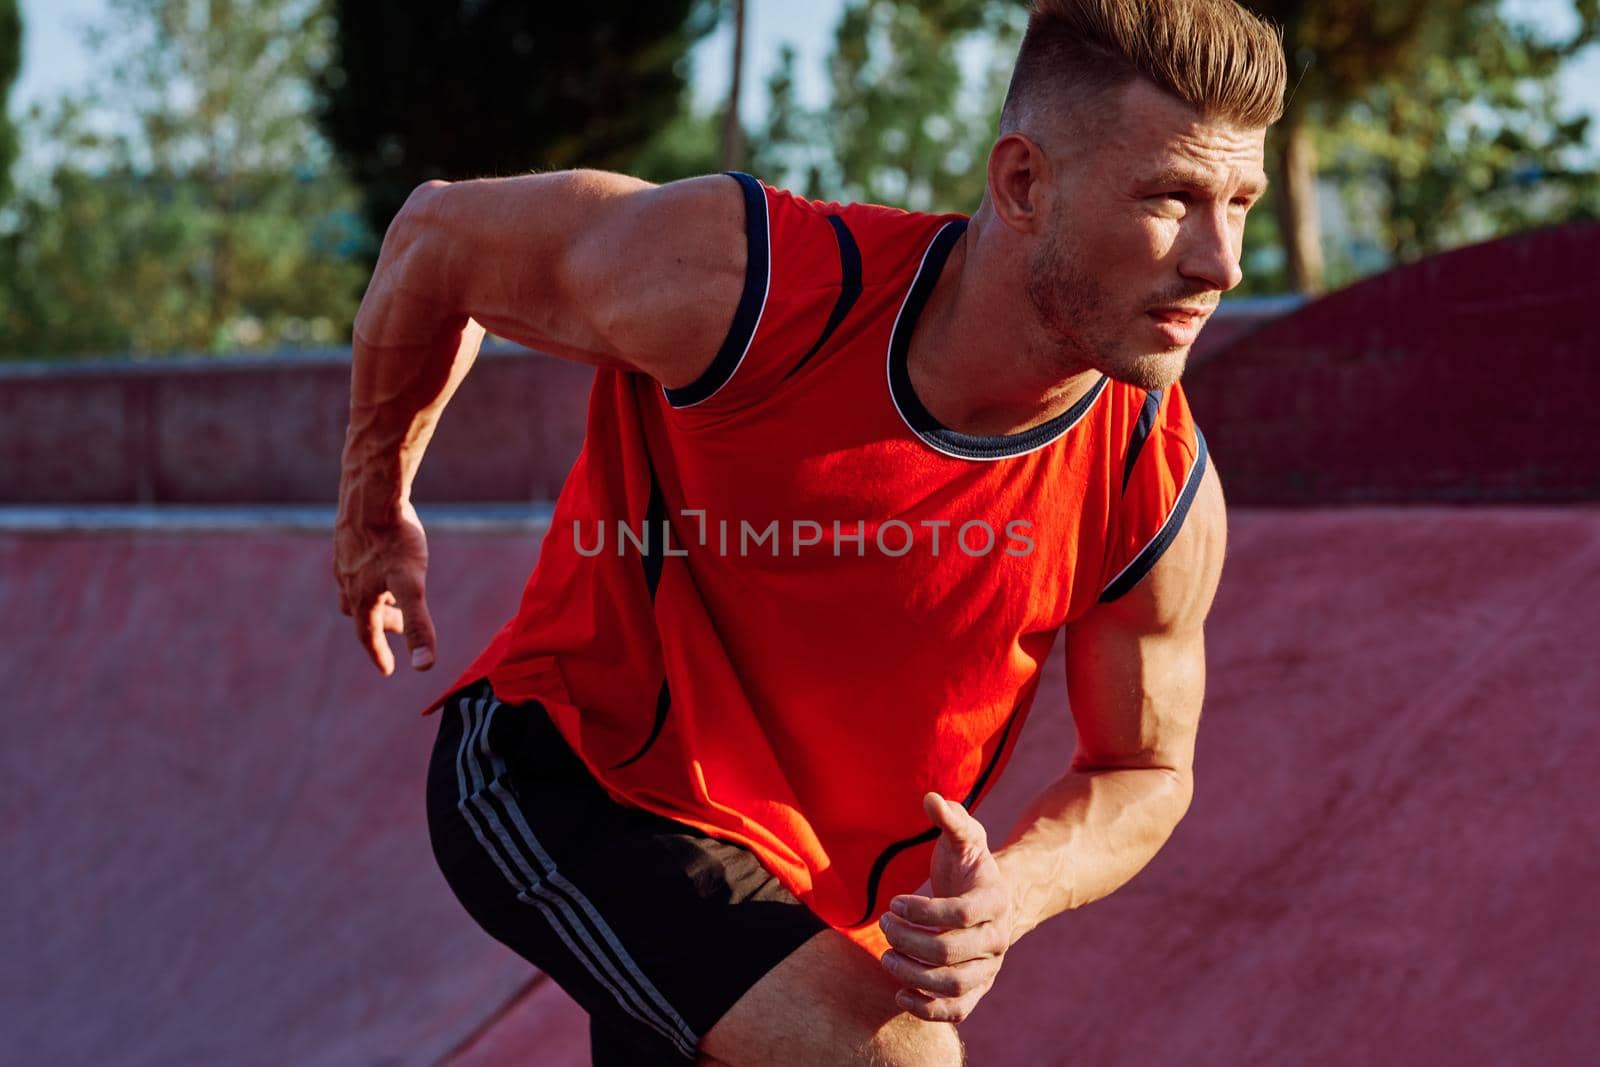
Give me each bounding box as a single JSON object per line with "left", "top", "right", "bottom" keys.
{"left": 926, "top": 792, "right": 987, "bottom": 852}
{"left": 401, "top": 590, "right": 437, "bottom": 670}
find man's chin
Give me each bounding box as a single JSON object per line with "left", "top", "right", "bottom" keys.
{"left": 1100, "top": 347, "right": 1189, "bottom": 391}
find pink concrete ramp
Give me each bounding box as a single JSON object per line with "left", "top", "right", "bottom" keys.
{"left": 5, "top": 507, "right": 1596, "bottom": 1064}
{"left": 2, "top": 527, "right": 559, "bottom": 1066}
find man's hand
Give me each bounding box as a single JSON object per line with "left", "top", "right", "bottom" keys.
{"left": 334, "top": 497, "right": 437, "bottom": 676}
{"left": 877, "top": 792, "right": 1016, "bottom": 1023}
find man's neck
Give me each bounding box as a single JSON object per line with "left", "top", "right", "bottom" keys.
{"left": 906, "top": 214, "right": 1102, "bottom": 438}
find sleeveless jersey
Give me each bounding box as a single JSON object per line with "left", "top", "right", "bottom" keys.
{"left": 425, "top": 173, "right": 1208, "bottom": 959}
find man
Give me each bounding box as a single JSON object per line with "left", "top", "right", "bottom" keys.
{"left": 334, "top": 0, "right": 1285, "bottom": 1063}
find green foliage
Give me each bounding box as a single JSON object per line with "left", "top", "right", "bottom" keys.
{"left": 753, "top": 0, "right": 1025, "bottom": 212}
{"left": 629, "top": 106, "right": 724, "bottom": 185}
{"left": 0, "top": 0, "right": 371, "bottom": 360}
{"left": 748, "top": 44, "right": 829, "bottom": 195}
{"left": 1231, "top": 192, "right": 1290, "bottom": 297}
{"left": 1249, "top": 1, "right": 1438, "bottom": 111}
{"left": 0, "top": 0, "right": 18, "bottom": 206}
{"left": 319, "top": 0, "right": 718, "bottom": 247}
{"left": 1246, "top": 0, "right": 1600, "bottom": 289}
{"left": 1319, "top": 2, "right": 1600, "bottom": 263}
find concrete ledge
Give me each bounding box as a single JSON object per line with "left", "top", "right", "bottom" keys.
{"left": 0, "top": 344, "right": 594, "bottom": 505}
{"left": 0, "top": 503, "right": 555, "bottom": 534}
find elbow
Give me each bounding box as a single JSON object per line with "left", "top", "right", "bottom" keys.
{"left": 374, "top": 181, "right": 456, "bottom": 292}
{"left": 407, "top": 177, "right": 451, "bottom": 203}
{"left": 1140, "top": 765, "right": 1195, "bottom": 843}
{"left": 1141, "top": 766, "right": 1195, "bottom": 847}
{"left": 1167, "top": 766, "right": 1195, "bottom": 824}
{"left": 396, "top": 179, "right": 449, "bottom": 231}
{"left": 381, "top": 179, "right": 452, "bottom": 249}
{"left": 1069, "top": 757, "right": 1195, "bottom": 828}
{"left": 1121, "top": 760, "right": 1198, "bottom": 824}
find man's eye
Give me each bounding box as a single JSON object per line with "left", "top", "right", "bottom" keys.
{"left": 1163, "top": 192, "right": 1191, "bottom": 204}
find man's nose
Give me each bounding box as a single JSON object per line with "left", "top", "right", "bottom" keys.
{"left": 1178, "top": 208, "right": 1245, "bottom": 293}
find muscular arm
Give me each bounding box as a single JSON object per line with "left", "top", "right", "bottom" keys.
{"left": 344, "top": 170, "right": 747, "bottom": 519}
{"left": 335, "top": 171, "right": 747, "bottom": 674}
{"left": 993, "top": 461, "right": 1227, "bottom": 940}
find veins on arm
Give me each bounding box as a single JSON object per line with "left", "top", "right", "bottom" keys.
{"left": 992, "top": 462, "right": 1227, "bottom": 938}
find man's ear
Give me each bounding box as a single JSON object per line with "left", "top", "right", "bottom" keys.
{"left": 985, "top": 133, "right": 1052, "bottom": 235}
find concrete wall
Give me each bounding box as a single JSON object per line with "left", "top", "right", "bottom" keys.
{"left": 1185, "top": 223, "right": 1600, "bottom": 505}
{"left": 9, "top": 510, "right": 1598, "bottom": 1064}
{"left": 0, "top": 345, "right": 594, "bottom": 504}
{"left": 0, "top": 307, "right": 1282, "bottom": 506}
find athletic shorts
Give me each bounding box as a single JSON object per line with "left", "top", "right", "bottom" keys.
{"left": 425, "top": 678, "right": 831, "bottom": 1065}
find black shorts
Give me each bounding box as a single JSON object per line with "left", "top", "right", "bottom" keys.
{"left": 425, "top": 679, "right": 830, "bottom": 1065}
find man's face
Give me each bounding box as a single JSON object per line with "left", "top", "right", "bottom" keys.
{"left": 1024, "top": 78, "right": 1268, "bottom": 390}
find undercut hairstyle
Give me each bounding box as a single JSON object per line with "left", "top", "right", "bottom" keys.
{"left": 1000, "top": 0, "right": 1287, "bottom": 137}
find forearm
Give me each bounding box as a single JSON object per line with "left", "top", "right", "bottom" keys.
{"left": 341, "top": 184, "right": 484, "bottom": 523}
{"left": 993, "top": 765, "right": 1192, "bottom": 942}
{"left": 340, "top": 327, "right": 481, "bottom": 524}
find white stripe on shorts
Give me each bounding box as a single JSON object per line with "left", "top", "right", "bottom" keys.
{"left": 453, "top": 693, "right": 699, "bottom": 1059}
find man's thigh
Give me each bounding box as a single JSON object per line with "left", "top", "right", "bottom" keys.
{"left": 425, "top": 680, "right": 834, "bottom": 1064}
{"left": 699, "top": 929, "right": 965, "bottom": 1067}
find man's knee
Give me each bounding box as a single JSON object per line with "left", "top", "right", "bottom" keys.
{"left": 699, "top": 930, "right": 965, "bottom": 1067}
{"left": 699, "top": 1018, "right": 961, "bottom": 1067}
{"left": 860, "top": 1013, "right": 964, "bottom": 1067}
{"left": 701, "top": 1011, "right": 962, "bottom": 1067}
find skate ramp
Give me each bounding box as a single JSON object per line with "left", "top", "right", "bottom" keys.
{"left": 2, "top": 526, "right": 545, "bottom": 1065}
{"left": 5, "top": 507, "right": 1596, "bottom": 1065}
{"left": 6, "top": 222, "right": 1597, "bottom": 1065}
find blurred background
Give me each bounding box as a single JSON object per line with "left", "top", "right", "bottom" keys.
{"left": 2, "top": 0, "right": 1598, "bottom": 361}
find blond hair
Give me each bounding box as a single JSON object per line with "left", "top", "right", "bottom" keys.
{"left": 1001, "top": 0, "right": 1286, "bottom": 134}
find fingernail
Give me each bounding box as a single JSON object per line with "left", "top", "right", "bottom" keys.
{"left": 410, "top": 647, "right": 434, "bottom": 669}
{"left": 891, "top": 899, "right": 907, "bottom": 917}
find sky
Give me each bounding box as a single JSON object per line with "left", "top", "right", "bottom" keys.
{"left": 12, "top": 0, "right": 105, "bottom": 122}
{"left": 11, "top": 0, "right": 1600, "bottom": 151}
{"left": 692, "top": 0, "right": 850, "bottom": 122}
{"left": 8, "top": 0, "right": 853, "bottom": 123}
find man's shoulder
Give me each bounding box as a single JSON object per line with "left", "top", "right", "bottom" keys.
{"left": 751, "top": 178, "right": 968, "bottom": 282}
{"left": 832, "top": 196, "right": 969, "bottom": 269}
{"left": 754, "top": 178, "right": 959, "bottom": 227}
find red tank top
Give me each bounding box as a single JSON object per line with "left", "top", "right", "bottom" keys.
{"left": 427, "top": 173, "right": 1208, "bottom": 959}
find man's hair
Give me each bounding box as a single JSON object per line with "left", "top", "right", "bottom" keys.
{"left": 1000, "top": 0, "right": 1287, "bottom": 136}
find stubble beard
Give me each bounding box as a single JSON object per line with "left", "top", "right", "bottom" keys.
{"left": 1024, "top": 224, "right": 1190, "bottom": 392}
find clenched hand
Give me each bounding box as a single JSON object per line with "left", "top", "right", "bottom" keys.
{"left": 878, "top": 792, "right": 1016, "bottom": 1024}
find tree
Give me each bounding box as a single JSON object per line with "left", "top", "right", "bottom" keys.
{"left": 1246, "top": 0, "right": 1598, "bottom": 293}
{"left": 1243, "top": 2, "right": 1434, "bottom": 292}
{"left": 1322, "top": 4, "right": 1600, "bottom": 267}
{"left": 752, "top": 0, "right": 1024, "bottom": 213}
{"left": 0, "top": 0, "right": 370, "bottom": 359}
{"left": 0, "top": 0, "right": 18, "bottom": 206}
{"left": 747, "top": 43, "right": 829, "bottom": 196}
{"left": 318, "top": 1, "right": 718, "bottom": 248}
{"left": 720, "top": 0, "right": 748, "bottom": 171}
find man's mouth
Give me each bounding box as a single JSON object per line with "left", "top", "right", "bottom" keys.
{"left": 1148, "top": 305, "right": 1210, "bottom": 323}
{"left": 1146, "top": 306, "right": 1210, "bottom": 346}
